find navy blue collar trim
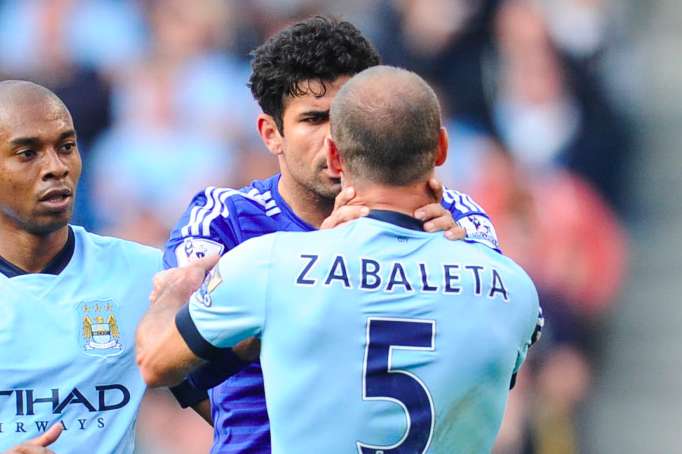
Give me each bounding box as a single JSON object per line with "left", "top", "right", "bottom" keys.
{"left": 366, "top": 210, "right": 424, "bottom": 231}
{"left": 0, "top": 227, "right": 75, "bottom": 278}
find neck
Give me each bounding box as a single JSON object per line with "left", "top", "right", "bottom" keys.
{"left": 0, "top": 222, "right": 69, "bottom": 273}
{"left": 346, "top": 180, "right": 437, "bottom": 217}
{"left": 277, "top": 176, "right": 335, "bottom": 228}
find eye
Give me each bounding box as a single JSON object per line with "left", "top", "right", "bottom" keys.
{"left": 60, "top": 142, "right": 76, "bottom": 153}
{"left": 302, "top": 113, "right": 329, "bottom": 125}
{"left": 17, "top": 149, "right": 37, "bottom": 160}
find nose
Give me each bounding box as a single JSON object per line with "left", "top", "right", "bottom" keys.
{"left": 42, "top": 148, "right": 69, "bottom": 181}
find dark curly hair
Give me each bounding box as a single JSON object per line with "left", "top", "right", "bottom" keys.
{"left": 248, "top": 16, "right": 380, "bottom": 133}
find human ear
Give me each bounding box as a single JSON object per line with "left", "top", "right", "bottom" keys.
{"left": 257, "top": 114, "right": 284, "bottom": 156}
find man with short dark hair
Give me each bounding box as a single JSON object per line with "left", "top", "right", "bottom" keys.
{"left": 137, "top": 66, "right": 541, "bottom": 453}
{"left": 163, "top": 16, "right": 501, "bottom": 453}
{"left": 0, "top": 81, "right": 161, "bottom": 453}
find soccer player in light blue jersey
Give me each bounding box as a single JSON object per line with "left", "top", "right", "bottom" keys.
{"left": 163, "top": 17, "right": 500, "bottom": 454}
{"left": 137, "top": 66, "right": 542, "bottom": 453}
{"left": 0, "top": 81, "right": 161, "bottom": 453}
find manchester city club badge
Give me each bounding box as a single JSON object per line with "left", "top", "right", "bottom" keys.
{"left": 76, "top": 299, "right": 124, "bottom": 357}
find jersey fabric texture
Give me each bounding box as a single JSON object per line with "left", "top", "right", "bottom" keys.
{"left": 177, "top": 211, "right": 540, "bottom": 454}
{"left": 163, "top": 173, "right": 502, "bottom": 453}
{"left": 0, "top": 226, "right": 161, "bottom": 453}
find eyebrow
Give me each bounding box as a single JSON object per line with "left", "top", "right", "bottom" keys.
{"left": 9, "top": 129, "right": 77, "bottom": 147}
{"left": 299, "top": 109, "right": 330, "bottom": 117}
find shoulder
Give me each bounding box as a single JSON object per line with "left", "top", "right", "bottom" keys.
{"left": 216, "top": 233, "right": 279, "bottom": 282}
{"left": 472, "top": 242, "right": 538, "bottom": 306}
{"left": 178, "top": 177, "right": 281, "bottom": 238}
{"left": 227, "top": 231, "right": 280, "bottom": 258}
{"left": 73, "top": 225, "right": 162, "bottom": 268}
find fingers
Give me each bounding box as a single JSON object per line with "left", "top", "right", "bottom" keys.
{"left": 150, "top": 254, "right": 221, "bottom": 304}
{"left": 320, "top": 206, "right": 369, "bottom": 230}
{"left": 414, "top": 203, "right": 450, "bottom": 225}
{"left": 423, "top": 216, "right": 465, "bottom": 240}
{"left": 333, "top": 187, "right": 355, "bottom": 210}
{"left": 150, "top": 269, "right": 175, "bottom": 303}
{"left": 150, "top": 272, "right": 165, "bottom": 303}
{"left": 427, "top": 178, "right": 444, "bottom": 202}
{"left": 321, "top": 186, "right": 370, "bottom": 229}
{"left": 149, "top": 261, "right": 213, "bottom": 304}
{"left": 444, "top": 225, "right": 466, "bottom": 240}
{"left": 422, "top": 215, "right": 455, "bottom": 234}
{"left": 26, "top": 423, "right": 63, "bottom": 447}
{"left": 414, "top": 202, "right": 466, "bottom": 240}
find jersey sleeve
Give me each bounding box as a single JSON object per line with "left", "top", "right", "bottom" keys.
{"left": 441, "top": 188, "right": 501, "bottom": 252}
{"left": 164, "top": 187, "right": 252, "bottom": 405}
{"left": 169, "top": 347, "right": 250, "bottom": 407}
{"left": 513, "top": 306, "right": 544, "bottom": 373}
{"left": 163, "top": 187, "right": 242, "bottom": 269}
{"left": 510, "top": 284, "right": 544, "bottom": 389}
{"left": 175, "top": 234, "right": 275, "bottom": 358}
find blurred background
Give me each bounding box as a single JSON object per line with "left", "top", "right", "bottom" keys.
{"left": 1, "top": 0, "right": 677, "bottom": 452}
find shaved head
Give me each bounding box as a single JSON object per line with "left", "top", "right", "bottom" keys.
{"left": 330, "top": 66, "right": 442, "bottom": 185}
{"left": 0, "top": 80, "right": 70, "bottom": 124}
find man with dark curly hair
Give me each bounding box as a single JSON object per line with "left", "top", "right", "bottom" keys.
{"left": 161, "top": 16, "right": 501, "bottom": 453}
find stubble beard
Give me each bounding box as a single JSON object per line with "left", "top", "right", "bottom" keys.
{"left": 24, "top": 204, "right": 73, "bottom": 236}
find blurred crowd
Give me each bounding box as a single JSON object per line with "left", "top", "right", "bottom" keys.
{"left": 0, "top": 0, "right": 637, "bottom": 452}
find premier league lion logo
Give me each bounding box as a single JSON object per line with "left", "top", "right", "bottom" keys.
{"left": 77, "top": 300, "right": 123, "bottom": 357}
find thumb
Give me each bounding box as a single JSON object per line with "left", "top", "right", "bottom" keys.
{"left": 27, "top": 423, "right": 63, "bottom": 447}
{"left": 427, "top": 178, "right": 443, "bottom": 203}
{"left": 334, "top": 186, "right": 356, "bottom": 210}
{"left": 193, "top": 254, "right": 221, "bottom": 274}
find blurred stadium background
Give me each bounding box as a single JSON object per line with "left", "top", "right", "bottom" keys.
{"left": 0, "top": 0, "right": 677, "bottom": 452}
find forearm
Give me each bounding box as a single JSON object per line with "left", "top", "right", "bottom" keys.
{"left": 136, "top": 295, "right": 204, "bottom": 387}
{"left": 169, "top": 348, "right": 250, "bottom": 411}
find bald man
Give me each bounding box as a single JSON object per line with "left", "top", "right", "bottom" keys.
{"left": 0, "top": 81, "right": 161, "bottom": 453}
{"left": 136, "top": 66, "right": 542, "bottom": 453}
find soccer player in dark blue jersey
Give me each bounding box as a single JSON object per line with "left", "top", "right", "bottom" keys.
{"left": 164, "top": 17, "right": 501, "bottom": 454}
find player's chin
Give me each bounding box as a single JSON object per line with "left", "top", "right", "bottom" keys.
{"left": 318, "top": 177, "right": 342, "bottom": 199}
{"left": 29, "top": 209, "right": 72, "bottom": 234}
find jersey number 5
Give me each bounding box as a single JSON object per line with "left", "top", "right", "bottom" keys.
{"left": 357, "top": 318, "right": 436, "bottom": 454}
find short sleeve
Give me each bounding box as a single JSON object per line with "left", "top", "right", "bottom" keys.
{"left": 175, "top": 234, "right": 276, "bottom": 357}
{"left": 163, "top": 187, "right": 241, "bottom": 269}
{"left": 509, "top": 280, "right": 542, "bottom": 389}
{"left": 441, "top": 188, "right": 501, "bottom": 252}
{"left": 513, "top": 304, "right": 544, "bottom": 375}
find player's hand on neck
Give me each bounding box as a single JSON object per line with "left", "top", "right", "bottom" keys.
{"left": 320, "top": 178, "right": 465, "bottom": 242}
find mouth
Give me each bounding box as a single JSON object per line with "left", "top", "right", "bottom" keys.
{"left": 38, "top": 187, "right": 73, "bottom": 211}
{"left": 320, "top": 166, "right": 339, "bottom": 179}
{"left": 322, "top": 172, "right": 341, "bottom": 185}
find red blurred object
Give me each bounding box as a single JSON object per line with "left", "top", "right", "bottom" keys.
{"left": 471, "top": 149, "right": 627, "bottom": 317}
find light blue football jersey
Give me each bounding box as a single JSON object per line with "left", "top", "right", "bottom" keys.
{"left": 0, "top": 226, "right": 161, "bottom": 453}
{"left": 164, "top": 174, "right": 501, "bottom": 454}
{"left": 177, "top": 211, "right": 540, "bottom": 454}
